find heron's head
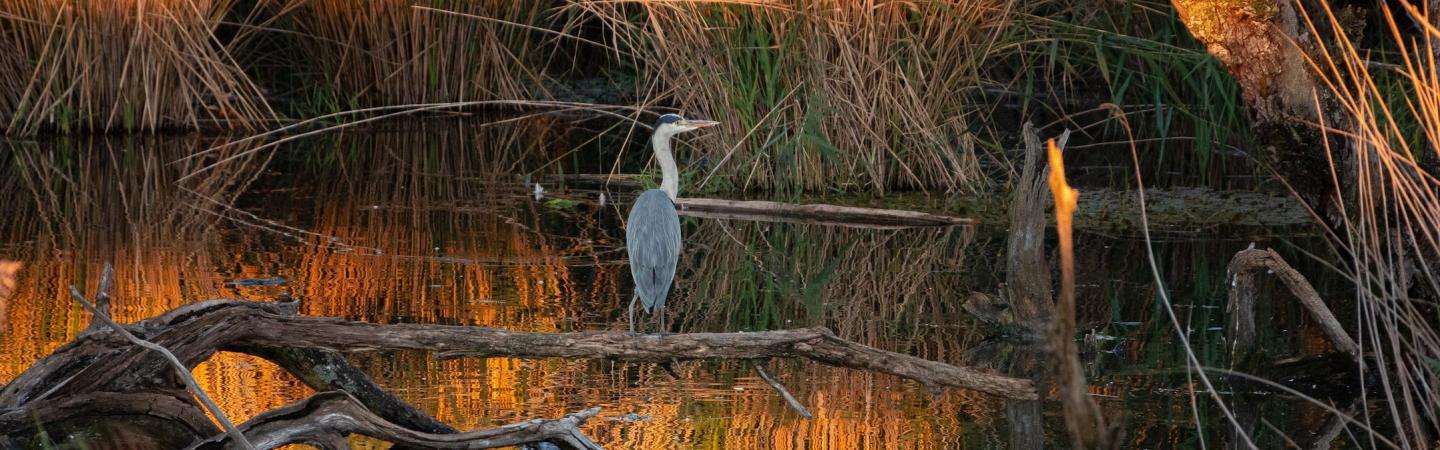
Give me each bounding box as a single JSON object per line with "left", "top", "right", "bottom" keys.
{"left": 652, "top": 113, "right": 718, "bottom": 139}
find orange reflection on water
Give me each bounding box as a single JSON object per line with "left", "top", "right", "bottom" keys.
{"left": 1, "top": 132, "right": 1007, "bottom": 448}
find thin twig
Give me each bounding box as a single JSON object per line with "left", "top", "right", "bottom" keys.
{"left": 751, "top": 360, "right": 812, "bottom": 419}
{"left": 68, "top": 264, "right": 255, "bottom": 450}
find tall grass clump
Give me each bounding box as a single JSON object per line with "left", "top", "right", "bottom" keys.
{"left": 578, "top": 0, "right": 1010, "bottom": 194}
{"left": 1301, "top": 2, "right": 1440, "bottom": 444}
{"left": 1006, "top": 0, "right": 1251, "bottom": 187}
{"left": 0, "top": 0, "right": 272, "bottom": 135}
{"left": 285, "top": 0, "right": 554, "bottom": 109}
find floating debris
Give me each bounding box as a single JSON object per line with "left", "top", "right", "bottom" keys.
{"left": 226, "top": 278, "right": 286, "bottom": 287}
{"left": 609, "top": 412, "right": 653, "bottom": 423}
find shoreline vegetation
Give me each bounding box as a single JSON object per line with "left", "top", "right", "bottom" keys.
{"left": 0, "top": 0, "right": 1245, "bottom": 191}
{"left": 2, "top": 0, "right": 1439, "bottom": 448}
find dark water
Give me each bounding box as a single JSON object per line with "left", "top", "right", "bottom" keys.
{"left": 0, "top": 121, "right": 1353, "bottom": 448}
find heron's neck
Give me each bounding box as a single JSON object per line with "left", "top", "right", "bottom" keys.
{"left": 652, "top": 133, "right": 680, "bottom": 200}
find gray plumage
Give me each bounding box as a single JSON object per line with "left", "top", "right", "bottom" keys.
{"left": 626, "top": 189, "right": 681, "bottom": 314}
{"left": 623, "top": 113, "right": 716, "bottom": 334}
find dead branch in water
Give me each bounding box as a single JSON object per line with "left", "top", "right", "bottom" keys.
{"left": 189, "top": 392, "right": 601, "bottom": 450}
{"left": 67, "top": 264, "right": 255, "bottom": 450}
{"left": 0, "top": 284, "right": 1034, "bottom": 448}
{"left": 675, "top": 197, "right": 973, "bottom": 228}
{"left": 1226, "top": 245, "right": 1359, "bottom": 358}
{"left": 1046, "top": 137, "right": 1117, "bottom": 449}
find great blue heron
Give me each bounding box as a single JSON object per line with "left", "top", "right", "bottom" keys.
{"left": 626, "top": 113, "right": 718, "bottom": 334}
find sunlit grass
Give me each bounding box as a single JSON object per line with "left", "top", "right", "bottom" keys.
{"left": 574, "top": 0, "right": 1007, "bottom": 195}
{"left": 1298, "top": 1, "right": 1440, "bottom": 445}
{"left": 284, "top": 0, "right": 555, "bottom": 109}
{"left": 0, "top": 0, "right": 273, "bottom": 135}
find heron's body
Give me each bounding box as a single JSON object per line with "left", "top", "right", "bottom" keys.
{"left": 624, "top": 113, "right": 717, "bottom": 333}
{"left": 626, "top": 189, "right": 681, "bottom": 315}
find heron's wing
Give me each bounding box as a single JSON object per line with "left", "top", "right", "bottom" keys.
{"left": 626, "top": 190, "right": 682, "bottom": 313}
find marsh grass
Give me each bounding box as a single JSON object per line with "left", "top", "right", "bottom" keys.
{"left": 1008, "top": 0, "right": 1251, "bottom": 187}
{"left": 1295, "top": 1, "right": 1440, "bottom": 444}
{"left": 0, "top": 0, "right": 272, "bottom": 135}
{"left": 577, "top": 0, "right": 1008, "bottom": 195}
{"left": 284, "top": 0, "right": 555, "bottom": 109}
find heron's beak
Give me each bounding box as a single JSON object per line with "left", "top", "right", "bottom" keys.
{"left": 679, "top": 119, "right": 719, "bottom": 130}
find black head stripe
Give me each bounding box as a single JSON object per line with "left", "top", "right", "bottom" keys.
{"left": 654, "top": 113, "right": 685, "bottom": 129}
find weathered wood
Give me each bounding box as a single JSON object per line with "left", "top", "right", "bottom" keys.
{"left": 1225, "top": 246, "right": 1358, "bottom": 358}
{"left": 69, "top": 278, "right": 255, "bottom": 450}
{"left": 675, "top": 197, "right": 973, "bottom": 228}
{"left": 1, "top": 295, "right": 1037, "bottom": 448}
{"left": 8, "top": 300, "right": 1032, "bottom": 403}
{"left": 0, "top": 390, "right": 218, "bottom": 441}
{"left": 1004, "top": 123, "right": 1063, "bottom": 329}
{"left": 752, "top": 360, "right": 812, "bottom": 419}
{"left": 189, "top": 391, "right": 601, "bottom": 450}
{"left": 239, "top": 346, "right": 459, "bottom": 437}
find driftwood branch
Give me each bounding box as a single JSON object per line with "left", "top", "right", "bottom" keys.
{"left": 675, "top": 197, "right": 973, "bottom": 228}
{"left": 241, "top": 346, "right": 459, "bottom": 436}
{"left": 2, "top": 293, "right": 1035, "bottom": 448}
{"left": 14, "top": 300, "right": 1032, "bottom": 402}
{"left": 1226, "top": 246, "right": 1359, "bottom": 358}
{"left": 0, "top": 391, "right": 219, "bottom": 444}
{"left": 266, "top": 319, "right": 1033, "bottom": 400}
{"left": 752, "top": 360, "right": 812, "bottom": 419}
{"left": 67, "top": 264, "right": 256, "bottom": 450}
{"left": 189, "top": 391, "right": 601, "bottom": 450}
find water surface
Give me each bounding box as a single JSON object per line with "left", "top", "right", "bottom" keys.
{"left": 0, "top": 122, "right": 1350, "bottom": 448}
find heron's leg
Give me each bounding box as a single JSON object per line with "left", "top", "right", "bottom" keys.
{"left": 628, "top": 294, "right": 639, "bottom": 335}
{"left": 659, "top": 306, "right": 667, "bottom": 335}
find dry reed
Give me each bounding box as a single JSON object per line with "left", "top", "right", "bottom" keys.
{"left": 285, "top": 0, "right": 554, "bottom": 108}
{"left": 0, "top": 0, "right": 273, "bottom": 135}
{"left": 574, "top": 0, "right": 1010, "bottom": 194}
{"left": 1298, "top": 1, "right": 1440, "bottom": 445}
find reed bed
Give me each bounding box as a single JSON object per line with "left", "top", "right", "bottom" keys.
{"left": 285, "top": 0, "right": 554, "bottom": 108}
{"left": 1009, "top": 0, "right": 1251, "bottom": 187}
{"left": 1301, "top": 2, "right": 1440, "bottom": 444}
{"left": 0, "top": 0, "right": 272, "bottom": 135}
{"left": 575, "top": 0, "right": 1009, "bottom": 194}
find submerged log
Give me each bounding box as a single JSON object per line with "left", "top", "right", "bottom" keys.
{"left": 0, "top": 292, "right": 1034, "bottom": 449}
{"left": 674, "top": 197, "right": 973, "bottom": 228}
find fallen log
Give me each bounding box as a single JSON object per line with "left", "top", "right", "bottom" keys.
{"left": 675, "top": 197, "right": 974, "bottom": 228}
{"left": 1, "top": 293, "right": 1035, "bottom": 449}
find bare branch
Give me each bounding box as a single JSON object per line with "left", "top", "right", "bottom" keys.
{"left": 1226, "top": 247, "right": 1359, "bottom": 357}
{"left": 68, "top": 286, "right": 256, "bottom": 450}
{"left": 188, "top": 391, "right": 602, "bottom": 450}
{"left": 752, "top": 360, "right": 812, "bottom": 419}
{"left": 27, "top": 300, "right": 1034, "bottom": 402}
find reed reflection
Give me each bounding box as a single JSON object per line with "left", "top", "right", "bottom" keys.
{"left": 674, "top": 220, "right": 981, "bottom": 345}
{"left": 0, "top": 138, "right": 271, "bottom": 381}
{"left": 0, "top": 120, "right": 1338, "bottom": 448}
